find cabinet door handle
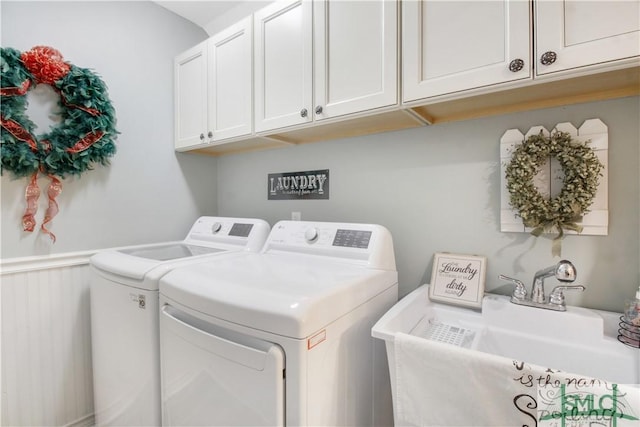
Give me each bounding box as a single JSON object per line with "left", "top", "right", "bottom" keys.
{"left": 199, "top": 133, "right": 205, "bottom": 140}
{"left": 509, "top": 59, "right": 524, "bottom": 72}
{"left": 300, "top": 108, "right": 308, "bottom": 118}
{"left": 540, "top": 51, "right": 557, "bottom": 66}
{"left": 207, "top": 131, "right": 213, "bottom": 138}
{"left": 315, "top": 105, "right": 323, "bottom": 115}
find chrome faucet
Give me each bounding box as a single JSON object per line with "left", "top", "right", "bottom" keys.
{"left": 499, "top": 260, "right": 585, "bottom": 311}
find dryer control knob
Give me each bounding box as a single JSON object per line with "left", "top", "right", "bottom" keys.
{"left": 211, "top": 222, "right": 222, "bottom": 233}
{"left": 304, "top": 227, "right": 319, "bottom": 243}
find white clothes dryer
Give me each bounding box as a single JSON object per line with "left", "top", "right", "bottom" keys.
{"left": 158, "top": 220, "right": 398, "bottom": 427}
{"left": 89, "top": 216, "right": 269, "bottom": 426}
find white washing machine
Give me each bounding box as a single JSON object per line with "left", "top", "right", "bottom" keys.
{"left": 158, "top": 220, "right": 398, "bottom": 427}
{"left": 89, "top": 216, "right": 270, "bottom": 426}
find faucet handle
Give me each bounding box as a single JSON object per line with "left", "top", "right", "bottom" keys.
{"left": 499, "top": 274, "right": 527, "bottom": 301}
{"left": 549, "top": 285, "right": 586, "bottom": 307}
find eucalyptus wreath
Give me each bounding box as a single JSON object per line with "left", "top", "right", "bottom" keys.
{"left": 505, "top": 130, "right": 603, "bottom": 254}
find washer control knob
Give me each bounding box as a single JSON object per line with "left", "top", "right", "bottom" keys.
{"left": 211, "top": 222, "right": 222, "bottom": 233}
{"left": 304, "top": 227, "right": 318, "bottom": 243}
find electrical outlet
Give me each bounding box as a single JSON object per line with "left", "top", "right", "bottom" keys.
{"left": 291, "top": 211, "right": 301, "bottom": 221}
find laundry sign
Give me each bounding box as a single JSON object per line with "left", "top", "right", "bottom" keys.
{"left": 268, "top": 169, "right": 329, "bottom": 200}
{"left": 429, "top": 252, "right": 486, "bottom": 308}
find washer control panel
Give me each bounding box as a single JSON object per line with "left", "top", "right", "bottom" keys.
{"left": 300, "top": 227, "right": 371, "bottom": 248}
{"left": 264, "top": 221, "right": 395, "bottom": 270}
{"left": 184, "top": 217, "right": 270, "bottom": 251}
{"left": 332, "top": 229, "right": 372, "bottom": 249}
{"left": 189, "top": 218, "right": 254, "bottom": 239}
{"left": 269, "top": 222, "right": 375, "bottom": 248}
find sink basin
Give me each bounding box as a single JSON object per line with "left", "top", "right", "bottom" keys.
{"left": 372, "top": 284, "right": 639, "bottom": 385}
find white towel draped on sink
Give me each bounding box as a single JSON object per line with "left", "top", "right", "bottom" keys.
{"left": 393, "top": 332, "right": 640, "bottom": 427}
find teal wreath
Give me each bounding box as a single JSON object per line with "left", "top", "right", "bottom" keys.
{"left": 1, "top": 46, "right": 118, "bottom": 241}
{"left": 1, "top": 46, "right": 118, "bottom": 179}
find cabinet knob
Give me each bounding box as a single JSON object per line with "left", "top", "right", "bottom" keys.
{"left": 315, "top": 105, "right": 323, "bottom": 115}
{"left": 300, "top": 108, "right": 308, "bottom": 118}
{"left": 199, "top": 133, "right": 205, "bottom": 140}
{"left": 540, "top": 51, "right": 557, "bottom": 66}
{"left": 207, "top": 131, "right": 213, "bottom": 138}
{"left": 509, "top": 59, "right": 524, "bottom": 72}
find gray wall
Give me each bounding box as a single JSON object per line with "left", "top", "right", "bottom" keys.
{"left": 217, "top": 96, "right": 640, "bottom": 312}
{"left": 1, "top": 1, "right": 216, "bottom": 258}
{"left": 2, "top": 1, "right": 638, "bottom": 312}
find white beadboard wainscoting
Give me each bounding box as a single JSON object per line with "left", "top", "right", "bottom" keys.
{"left": 1, "top": 251, "right": 97, "bottom": 427}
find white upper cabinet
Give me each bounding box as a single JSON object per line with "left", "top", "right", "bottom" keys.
{"left": 254, "top": 0, "right": 313, "bottom": 133}
{"left": 313, "top": 0, "right": 398, "bottom": 120}
{"left": 176, "top": 0, "right": 638, "bottom": 154}
{"left": 254, "top": 0, "right": 398, "bottom": 133}
{"left": 535, "top": 1, "right": 640, "bottom": 76}
{"left": 175, "top": 17, "right": 252, "bottom": 150}
{"left": 208, "top": 16, "right": 253, "bottom": 142}
{"left": 175, "top": 41, "right": 208, "bottom": 150}
{"left": 402, "top": 0, "right": 531, "bottom": 102}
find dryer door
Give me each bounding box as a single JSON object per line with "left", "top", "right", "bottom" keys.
{"left": 160, "top": 305, "right": 285, "bottom": 426}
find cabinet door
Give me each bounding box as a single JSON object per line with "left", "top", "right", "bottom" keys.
{"left": 313, "top": 0, "right": 398, "bottom": 120}
{"left": 402, "top": 0, "right": 530, "bottom": 102}
{"left": 209, "top": 17, "right": 253, "bottom": 141}
{"left": 535, "top": 1, "right": 640, "bottom": 76}
{"left": 254, "top": 0, "right": 313, "bottom": 133}
{"left": 174, "top": 41, "right": 208, "bottom": 150}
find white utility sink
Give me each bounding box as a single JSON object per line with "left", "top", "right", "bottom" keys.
{"left": 372, "top": 284, "right": 639, "bottom": 385}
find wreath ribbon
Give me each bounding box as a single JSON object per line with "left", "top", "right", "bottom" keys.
{"left": 22, "top": 172, "right": 40, "bottom": 232}
{"left": 0, "top": 116, "right": 38, "bottom": 151}
{"left": 42, "top": 175, "right": 62, "bottom": 242}
{"left": 21, "top": 170, "right": 62, "bottom": 242}
{"left": 0, "top": 79, "right": 31, "bottom": 96}
{"left": 531, "top": 218, "right": 584, "bottom": 258}
{"left": 1, "top": 46, "right": 118, "bottom": 242}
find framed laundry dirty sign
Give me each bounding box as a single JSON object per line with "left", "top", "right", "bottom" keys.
{"left": 268, "top": 169, "right": 329, "bottom": 200}
{"left": 429, "top": 252, "right": 486, "bottom": 308}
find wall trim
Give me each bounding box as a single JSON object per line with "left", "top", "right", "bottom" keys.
{"left": 0, "top": 249, "right": 97, "bottom": 275}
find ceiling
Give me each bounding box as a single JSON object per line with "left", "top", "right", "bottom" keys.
{"left": 155, "top": 1, "right": 241, "bottom": 29}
